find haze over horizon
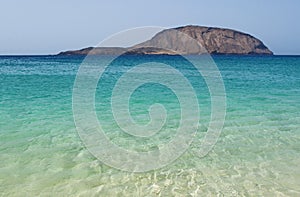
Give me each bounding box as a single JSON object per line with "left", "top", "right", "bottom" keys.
{"left": 1, "top": 0, "right": 299, "bottom": 55}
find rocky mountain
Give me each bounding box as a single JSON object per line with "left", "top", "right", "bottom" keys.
{"left": 58, "top": 25, "right": 273, "bottom": 55}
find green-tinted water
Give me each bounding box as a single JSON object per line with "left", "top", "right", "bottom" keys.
{"left": 0, "top": 55, "right": 299, "bottom": 196}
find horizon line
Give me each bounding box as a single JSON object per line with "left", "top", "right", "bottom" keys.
{"left": 1, "top": 54, "right": 300, "bottom": 57}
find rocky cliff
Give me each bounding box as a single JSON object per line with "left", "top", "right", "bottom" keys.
{"left": 58, "top": 25, "right": 273, "bottom": 55}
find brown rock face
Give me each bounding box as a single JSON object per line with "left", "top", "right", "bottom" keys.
{"left": 135, "top": 25, "right": 273, "bottom": 55}
{"left": 57, "top": 25, "right": 273, "bottom": 55}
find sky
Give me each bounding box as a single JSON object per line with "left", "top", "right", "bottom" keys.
{"left": 0, "top": 0, "right": 299, "bottom": 55}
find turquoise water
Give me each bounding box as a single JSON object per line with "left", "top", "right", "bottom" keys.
{"left": 0, "top": 55, "right": 299, "bottom": 196}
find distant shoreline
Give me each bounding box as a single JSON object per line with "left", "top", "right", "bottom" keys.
{"left": 2, "top": 54, "right": 300, "bottom": 57}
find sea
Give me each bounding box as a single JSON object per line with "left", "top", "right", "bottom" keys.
{"left": 0, "top": 55, "right": 299, "bottom": 196}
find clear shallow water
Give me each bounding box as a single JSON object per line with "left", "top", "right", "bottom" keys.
{"left": 0, "top": 55, "right": 299, "bottom": 196}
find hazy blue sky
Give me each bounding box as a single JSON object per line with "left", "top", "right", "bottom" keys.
{"left": 0, "top": 0, "right": 299, "bottom": 55}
